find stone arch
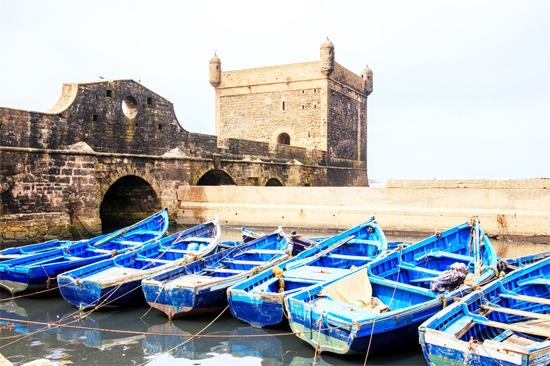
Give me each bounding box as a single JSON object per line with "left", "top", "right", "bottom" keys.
{"left": 277, "top": 133, "right": 290, "bottom": 145}
{"left": 272, "top": 128, "right": 294, "bottom": 146}
{"left": 196, "top": 169, "right": 237, "bottom": 186}
{"left": 98, "top": 167, "right": 162, "bottom": 229}
{"left": 265, "top": 178, "right": 283, "bottom": 186}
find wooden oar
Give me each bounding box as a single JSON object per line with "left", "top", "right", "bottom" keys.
{"left": 481, "top": 305, "right": 550, "bottom": 321}
{"left": 474, "top": 319, "right": 550, "bottom": 338}
{"left": 499, "top": 294, "right": 550, "bottom": 306}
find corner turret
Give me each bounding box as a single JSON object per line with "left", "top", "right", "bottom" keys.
{"left": 209, "top": 54, "right": 222, "bottom": 87}
{"left": 361, "top": 64, "right": 373, "bottom": 96}
{"left": 320, "top": 38, "right": 335, "bottom": 77}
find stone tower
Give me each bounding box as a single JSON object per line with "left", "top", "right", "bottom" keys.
{"left": 320, "top": 38, "right": 335, "bottom": 77}
{"left": 209, "top": 54, "right": 221, "bottom": 87}
{"left": 361, "top": 64, "right": 373, "bottom": 96}
{"left": 210, "top": 39, "right": 372, "bottom": 182}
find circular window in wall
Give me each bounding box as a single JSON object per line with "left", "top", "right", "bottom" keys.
{"left": 122, "top": 96, "right": 138, "bottom": 119}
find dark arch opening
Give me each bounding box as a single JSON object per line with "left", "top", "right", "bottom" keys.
{"left": 265, "top": 178, "right": 283, "bottom": 186}
{"left": 277, "top": 133, "right": 290, "bottom": 145}
{"left": 100, "top": 175, "right": 161, "bottom": 231}
{"left": 196, "top": 170, "right": 236, "bottom": 186}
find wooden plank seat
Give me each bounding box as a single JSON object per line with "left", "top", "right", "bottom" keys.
{"left": 120, "top": 241, "right": 141, "bottom": 246}
{"left": 409, "top": 277, "right": 438, "bottom": 284}
{"left": 178, "top": 237, "right": 211, "bottom": 243}
{"left": 517, "top": 278, "right": 550, "bottom": 287}
{"left": 93, "top": 249, "right": 116, "bottom": 254}
{"left": 399, "top": 262, "right": 443, "bottom": 276}
{"left": 369, "top": 276, "right": 438, "bottom": 298}
{"left": 444, "top": 315, "right": 474, "bottom": 335}
{"left": 127, "top": 230, "right": 159, "bottom": 236}
{"left": 229, "top": 260, "right": 266, "bottom": 266}
{"left": 430, "top": 251, "right": 472, "bottom": 263}
{"left": 139, "top": 257, "right": 173, "bottom": 264}
{"left": 246, "top": 249, "right": 285, "bottom": 254}
{"left": 399, "top": 263, "right": 442, "bottom": 283}
{"left": 326, "top": 253, "right": 371, "bottom": 261}
{"left": 414, "top": 250, "right": 472, "bottom": 263}
{"left": 204, "top": 268, "right": 246, "bottom": 274}
{"left": 347, "top": 239, "right": 381, "bottom": 246}
{"left": 159, "top": 248, "right": 192, "bottom": 254}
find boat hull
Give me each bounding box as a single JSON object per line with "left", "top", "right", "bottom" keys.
{"left": 419, "top": 331, "right": 524, "bottom": 366}
{"left": 58, "top": 277, "right": 145, "bottom": 308}
{"left": 228, "top": 291, "right": 284, "bottom": 327}
{"left": 0, "top": 255, "right": 110, "bottom": 295}
{"left": 143, "top": 278, "right": 235, "bottom": 318}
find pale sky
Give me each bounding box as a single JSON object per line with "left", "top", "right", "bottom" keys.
{"left": 1, "top": 0, "right": 548, "bottom": 182}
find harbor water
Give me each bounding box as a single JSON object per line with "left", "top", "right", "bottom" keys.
{"left": 0, "top": 225, "right": 546, "bottom": 365}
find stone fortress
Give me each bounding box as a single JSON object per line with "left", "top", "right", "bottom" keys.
{"left": 0, "top": 39, "right": 374, "bottom": 245}
{"left": 212, "top": 38, "right": 373, "bottom": 164}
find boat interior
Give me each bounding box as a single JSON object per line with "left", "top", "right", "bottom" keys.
{"left": 430, "top": 263, "right": 550, "bottom": 352}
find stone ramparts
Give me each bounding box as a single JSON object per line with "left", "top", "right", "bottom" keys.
{"left": 177, "top": 180, "right": 550, "bottom": 238}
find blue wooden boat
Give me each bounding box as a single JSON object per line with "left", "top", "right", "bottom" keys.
{"left": 0, "top": 209, "right": 169, "bottom": 295}
{"left": 57, "top": 217, "right": 221, "bottom": 309}
{"left": 419, "top": 256, "right": 550, "bottom": 366}
{"left": 227, "top": 217, "right": 388, "bottom": 328}
{"left": 141, "top": 228, "right": 292, "bottom": 318}
{"left": 284, "top": 219, "right": 498, "bottom": 354}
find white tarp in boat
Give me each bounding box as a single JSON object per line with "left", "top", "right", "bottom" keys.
{"left": 321, "top": 268, "right": 389, "bottom": 313}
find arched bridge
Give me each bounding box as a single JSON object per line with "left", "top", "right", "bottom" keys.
{"left": 0, "top": 79, "right": 366, "bottom": 245}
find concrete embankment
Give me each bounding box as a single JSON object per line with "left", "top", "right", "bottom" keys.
{"left": 177, "top": 179, "right": 550, "bottom": 240}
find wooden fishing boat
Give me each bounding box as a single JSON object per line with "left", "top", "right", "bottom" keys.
{"left": 0, "top": 209, "right": 169, "bottom": 295}
{"left": 141, "top": 228, "right": 292, "bottom": 318}
{"left": 419, "top": 256, "right": 550, "bottom": 366}
{"left": 284, "top": 219, "right": 498, "bottom": 354}
{"left": 227, "top": 217, "right": 388, "bottom": 328}
{"left": 57, "top": 217, "right": 221, "bottom": 309}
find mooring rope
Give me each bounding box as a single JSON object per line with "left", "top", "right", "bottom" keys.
{"left": 0, "top": 316, "right": 354, "bottom": 341}
{"left": 364, "top": 249, "right": 402, "bottom": 365}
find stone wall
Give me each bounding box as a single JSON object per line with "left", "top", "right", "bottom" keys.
{"left": 177, "top": 180, "right": 550, "bottom": 239}
{"left": 219, "top": 88, "right": 324, "bottom": 149}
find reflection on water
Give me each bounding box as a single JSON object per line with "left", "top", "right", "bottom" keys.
{"left": 0, "top": 290, "right": 426, "bottom": 366}
{"left": 0, "top": 230, "right": 428, "bottom": 366}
